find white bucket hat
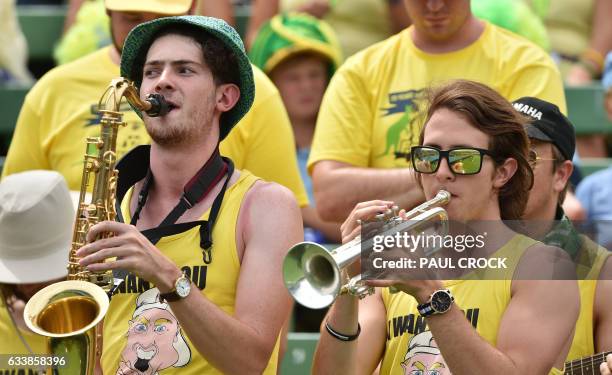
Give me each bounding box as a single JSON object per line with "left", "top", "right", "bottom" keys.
{"left": 0, "top": 170, "right": 75, "bottom": 284}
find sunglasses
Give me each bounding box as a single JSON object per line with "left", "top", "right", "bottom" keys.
{"left": 411, "top": 146, "right": 495, "bottom": 175}
{"left": 528, "top": 149, "right": 557, "bottom": 168}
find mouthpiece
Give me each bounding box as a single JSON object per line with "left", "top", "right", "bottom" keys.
{"left": 145, "top": 93, "right": 169, "bottom": 117}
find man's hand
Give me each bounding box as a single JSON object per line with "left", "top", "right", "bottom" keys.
{"left": 601, "top": 354, "right": 612, "bottom": 375}
{"left": 75, "top": 221, "right": 181, "bottom": 293}
{"left": 340, "top": 200, "right": 395, "bottom": 243}
{"left": 340, "top": 200, "right": 443, "bottom": 301}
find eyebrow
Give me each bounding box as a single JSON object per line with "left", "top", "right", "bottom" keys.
{"left": 422, "top": 143, "right": 481, "bottom": 149}
{"left": 144, "top": 59, "right": 201, "bottom": 68}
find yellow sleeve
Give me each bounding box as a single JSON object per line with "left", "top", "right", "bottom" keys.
{"left": 1, "top": 93, "right": 49, "bottom": 179}
{"left": 221, "top": 67, "right": 309, "bottom": 207}
{"left": 506, "top": 62, "right": 567, "bottom": 115}
{"left": 308, "top": 61, "right": 373, "bottom": 173}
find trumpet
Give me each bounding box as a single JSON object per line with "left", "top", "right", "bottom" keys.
{"left": 283, "top": 190, "right": 450, "bottom": 309}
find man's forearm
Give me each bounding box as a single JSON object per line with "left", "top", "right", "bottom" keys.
{"left": 312, "top": 295, "right": 360, "bottom": 375}
{"left": 312, "top": 164, "right": 425, "bottom": 222}
{"left": 425, "top": 307, "right": 521, "bottom": 375}
{"left": 169, "top": 292, "right": 281, "bottom": 375}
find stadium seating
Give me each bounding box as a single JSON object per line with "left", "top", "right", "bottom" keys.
{"left": 280, "top": 333, "right": 319, "bottom": 375}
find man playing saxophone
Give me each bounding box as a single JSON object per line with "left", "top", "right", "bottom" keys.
{"left": 312, "top": 80, "right": 580, "bottom": 375}
{"left": 75, "top": 16, "right": 302, "bottom": 375}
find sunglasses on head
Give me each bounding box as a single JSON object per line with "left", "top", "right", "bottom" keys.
{"left": 410, "top": 146, "right": 495, "bottom": 175}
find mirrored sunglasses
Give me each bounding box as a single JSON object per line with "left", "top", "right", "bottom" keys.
{"left": 411, "top": 146, "right": 494, "bottom": 175}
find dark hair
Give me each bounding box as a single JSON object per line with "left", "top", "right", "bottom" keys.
{"left": 149, "top": 24, "right": 241, "bottom": 87}
{"left": 416, "top": 80, "right": 534, "bottom": 220}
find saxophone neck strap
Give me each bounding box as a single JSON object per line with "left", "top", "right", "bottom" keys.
{"left": 130, "top": 147, "right": 227, "bottom": 227}
{"left": 115, "top": 145, "right": 233, "bottom": 263}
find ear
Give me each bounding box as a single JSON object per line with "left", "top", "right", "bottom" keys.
{"left": 552, "top": 160, "right": 573, "bottom": 193}
{"left": 492, "top": 157, "right": 518, "bottom": 189}
{"left": 215, "top": 83, "right": 240, "bottom": 114}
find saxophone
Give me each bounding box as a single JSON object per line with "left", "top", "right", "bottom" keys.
{"left": 23, "top": 78, "right": 168, "bottom": 375}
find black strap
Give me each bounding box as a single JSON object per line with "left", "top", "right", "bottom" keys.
{"left": 140, "top": 158, "right": 234, "bottom": 264}
{"left": 130, "top": 148, "right": 227, "bottom": 227}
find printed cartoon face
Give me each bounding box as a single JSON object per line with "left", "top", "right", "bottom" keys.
{"left": 121, "top": 307, "right": 181, "bottom": 374}
{"left": 401, "top": 352, "right": 449, "bottom": 375}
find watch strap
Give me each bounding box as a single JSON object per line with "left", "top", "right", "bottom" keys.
{"left": 159, "top": 272, "right": 187, "bottom": 302}
{"left": 417, "top": 301, "right": 436, "bottom": 317}
{"left": 159, "top": 289, "right": 181, "bottom": 303}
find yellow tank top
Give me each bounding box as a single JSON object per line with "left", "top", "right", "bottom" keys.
{"left": 566, "top": 236, "right": 611, "bottom": 362}
{"left": 101, "top": 171, "right": 280, "bottom": 374}
{"left": 379, "top": 234, "right": 563, "bottom": 375}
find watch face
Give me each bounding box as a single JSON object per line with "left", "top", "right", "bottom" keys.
{"left": 176, "top": 277, "right": 191, "bottom": 298}
{"left": 431, "top": 290, "right": 452, "bottom": 313}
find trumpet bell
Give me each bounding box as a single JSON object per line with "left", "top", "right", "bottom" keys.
{"left": 283, "top": 242, "right": 341, "bottom": 309}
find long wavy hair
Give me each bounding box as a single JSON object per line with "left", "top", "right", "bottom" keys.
{"left": 416, "top": 79, "right": 534, "bottom": 220}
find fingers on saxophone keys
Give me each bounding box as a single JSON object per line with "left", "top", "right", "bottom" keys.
{"left": 76, "top": 237, "right": 119, "bottom": 257}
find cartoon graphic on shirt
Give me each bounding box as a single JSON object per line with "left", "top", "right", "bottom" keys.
{"left": 401, "top": 331, "right": 450, "bottom": 375}
{"left": 379, "top": 89, "right": 424, "bottom": 161}
{"left": 117, "top": 288, "right": 191, "bottom": 375}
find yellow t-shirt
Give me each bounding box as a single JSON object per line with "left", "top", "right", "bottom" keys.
{"left": 308, "top": 22, "right": 566, "bottom": 172}
{"left": 1, "top": 46, "right": 308, "bottom": 207}
{"left": 565, "top": 236, "right": 611, "bottom": 362}
{"left": 101, "top": 170, "right": 280, "bottom": 374}
{"left": 0, "top": 304, "right": 47, "bottom": 375}
{"left": 379, "top": 235, "right": 563, "bottom": 375}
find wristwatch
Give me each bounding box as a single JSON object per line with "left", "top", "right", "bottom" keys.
{"left": 159, "top": 272, "right": 191, "bottom": 302}
{"left": 417, "top": 289, "right": 454, "bottom": 317}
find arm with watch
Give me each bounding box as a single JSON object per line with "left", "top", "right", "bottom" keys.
{"left": 369, "top": 263, "right": 579, "bottom": 375}
{"left": 313, "top": 200, "right": 580, "bottom": 375}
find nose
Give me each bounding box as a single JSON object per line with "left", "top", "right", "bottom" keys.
{"left": 154, "top": 68, "right": 175, "bottom": 93}
{"left": 435, "top": 155, "right": 455, "bottom": 182}
{"left": 426, "top": 0, "right": 445, "bottom": 12}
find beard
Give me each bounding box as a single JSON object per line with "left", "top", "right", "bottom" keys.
{"left": 145, "top": 93, "right": 216, "bottom": 147}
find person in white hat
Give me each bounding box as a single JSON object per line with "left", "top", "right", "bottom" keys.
{"left": 0, "top": 170, "right": 75, "bottom": 371}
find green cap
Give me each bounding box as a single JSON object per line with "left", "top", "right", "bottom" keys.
{"left": 120, "top": 15, "right": 255, "bottom": 141}
{"left": 249, "top": 12, "right": 342, "bottom": 78}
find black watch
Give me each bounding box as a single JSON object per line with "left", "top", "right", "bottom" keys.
{"left": 159, "top": 272, "right": 191, "bottom": 302}
{"left": 417, "top": 289, "right": 454, "bottom": 317}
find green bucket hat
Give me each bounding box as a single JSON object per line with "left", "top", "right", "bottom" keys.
{"left": 249, "top": 12, "right": 342, "bottom": 78}
{"left": 120, "top": 15, "right": 255, "bottom": 141}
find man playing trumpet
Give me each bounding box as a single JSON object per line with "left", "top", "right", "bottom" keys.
{"left": 312, "top": 80, "right": 579, "bottom": 375}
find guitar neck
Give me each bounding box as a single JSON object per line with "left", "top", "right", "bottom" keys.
{"left": 564, "top": 351, "right": 612, "bottom": 375}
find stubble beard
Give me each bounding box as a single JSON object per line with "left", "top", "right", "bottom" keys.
{"left": 146, "top": 94, "right": 216, "bottom": 148}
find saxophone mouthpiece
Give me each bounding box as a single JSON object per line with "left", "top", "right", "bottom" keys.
{"left": 145, "top": 93, "right": 169, "bottom": 117}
